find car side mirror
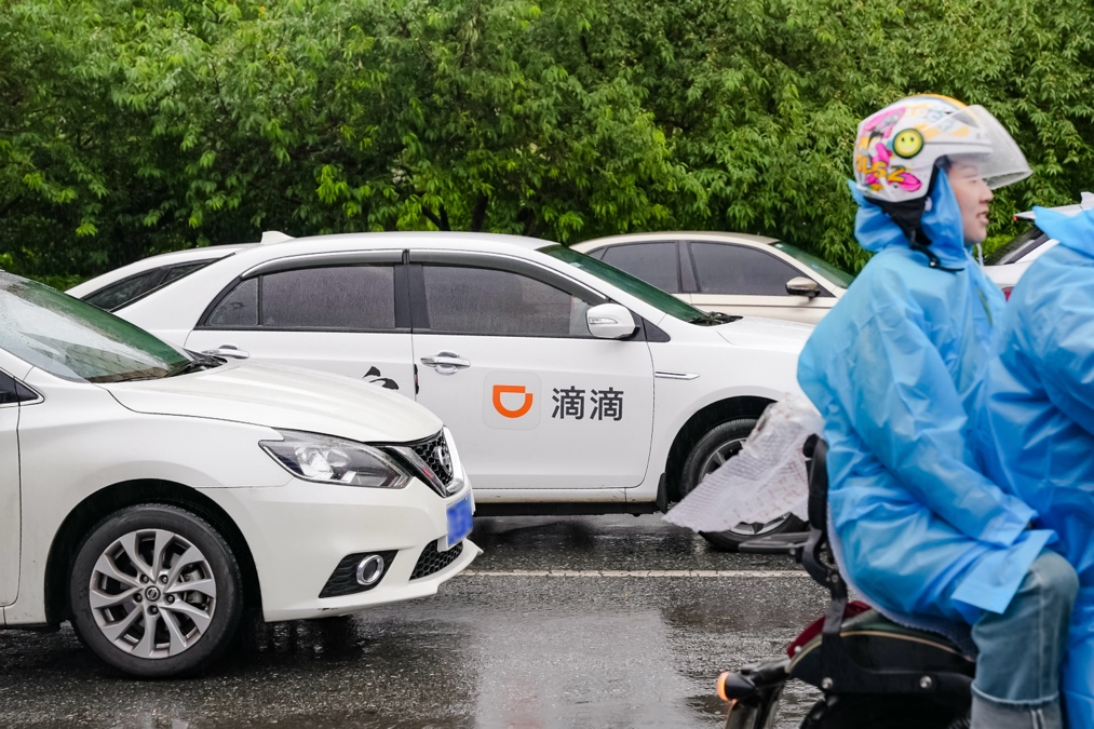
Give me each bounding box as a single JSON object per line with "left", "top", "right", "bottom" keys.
{"left": 586, "top": 303, "right": 637, "bottom": 340}
{"left": 786, "top": 277, "right": 821, "bottom": 299}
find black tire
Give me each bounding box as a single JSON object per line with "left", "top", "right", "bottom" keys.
{"left": 801, "top": 695, "right": 966, "bottom": 728}
{"left": 69, "top": 504, "right": 243, "bottom": 678}
{"left": 680, "top": 418, "right": 806, "bottom": 551}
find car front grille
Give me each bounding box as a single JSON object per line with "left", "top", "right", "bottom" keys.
{"left": 410, "top": 541, "right": 464, "bottom": 580}
{"left": 411, "top": 431, "right": 454, "bottom": 485}
{"left": 384, "top": 431, "right": 460, "bottom": 497}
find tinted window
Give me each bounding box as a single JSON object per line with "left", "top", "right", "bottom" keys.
{"left": 207, "top": 278, "right": 258, "bottom": 327}
{"left": 986, "top": 225, "right": 1049, "bottom": 266}
{"left": 262, "top": 266, "right": 395, "bottom": 330}
{"left": 599, "top": 243, "right": 679, "bottom": 292}
{"left": 423, "top": 266, "right": 590, "bottom": 337}
{"left": 689, "top": 242, "right": 805, "bottom": 296}
{"left": 161, "top": 261, "right": 208, "bottom": 286}
{"left": 84, "top": 269, "right": 165, "bottom": 311}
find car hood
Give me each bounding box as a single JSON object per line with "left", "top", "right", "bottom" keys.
{"left": 713, "top": 316, "right": 813, "bottom": 353}
{"left": 102, "top": 362, "right": 442, "bottom": 444}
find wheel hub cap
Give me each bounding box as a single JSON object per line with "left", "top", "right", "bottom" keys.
{"left": 88, "top": 528, "right": 217, "bottom": 660}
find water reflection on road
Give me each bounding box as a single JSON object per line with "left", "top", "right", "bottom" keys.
{"left": 0, "top": 515, "right": 825, "bottom": 729}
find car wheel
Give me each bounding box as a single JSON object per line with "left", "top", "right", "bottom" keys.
{"left": 69, "top": 504, "right": 243, "bottom": 678}
{"left": 680, "top": 418, "right": 806, "bottom": 552}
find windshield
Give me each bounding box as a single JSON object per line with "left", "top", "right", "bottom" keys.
{"left": 772, "top": 243, "right": 855, "bottom": 288}
{"left": 0, "top": 273, "right": 192, "bottom": 382}
{"left": 540, "top": 245, "right": 716, "bottom": 323}
{"left": 985, "top": 225, "right": 1049, "bottom": 266}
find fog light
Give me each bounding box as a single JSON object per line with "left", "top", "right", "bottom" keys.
{"left": 356, "top": 554, "right": 385, "bottom": 586}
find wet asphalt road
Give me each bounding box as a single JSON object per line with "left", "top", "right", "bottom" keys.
{"left": 0, "top": 515, "right": 827, "bottom": 729}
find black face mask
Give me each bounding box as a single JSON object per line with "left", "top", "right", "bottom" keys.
{"left": 875, "top": 166, "right": 960, "bottom": 272}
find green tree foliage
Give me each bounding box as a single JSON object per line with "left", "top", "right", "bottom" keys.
{"left": 1, "top": 0, "right": 1093, "bottom": 279}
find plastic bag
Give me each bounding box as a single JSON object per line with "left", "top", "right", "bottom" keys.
{"left": 663, "top": 393, "right": 822, "bottom": 533}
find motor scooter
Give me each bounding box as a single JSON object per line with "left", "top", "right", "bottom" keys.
{"left": 717, "top": 436, "right": 974, "bottom": 728}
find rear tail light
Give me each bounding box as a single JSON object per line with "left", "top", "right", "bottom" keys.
{"left": 1003, "top": 286, "right": 1013, "bottom": 301}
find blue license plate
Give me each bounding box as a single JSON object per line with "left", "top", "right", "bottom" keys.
{"left": 444, "top": 495, "right": 473, "bottom": 550}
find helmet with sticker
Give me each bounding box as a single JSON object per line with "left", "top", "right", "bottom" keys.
{"left": 853, "top": 94, "right": 1031, "bottom": 205}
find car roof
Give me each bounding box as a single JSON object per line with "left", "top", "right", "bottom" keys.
{"left": 225, "top": 231, "right": 556, "bottom": 268}
{"left": 1015, "top": 191, "right": 1094, "bottom": 221}
{"left": 572, "top": 231, "right": 780, "bottom": 251}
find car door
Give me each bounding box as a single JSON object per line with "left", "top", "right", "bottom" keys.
{"left": 408, "top": 252, "right": 655, "bottom": 492}
{"left": 684, "top": 241, "right": 835, "bottom": 324}
{"left": 0, "top": 369, "right": 33, "bottom": 607}
{"left": 184, "top": 252, "right": 415, "bottom": 395}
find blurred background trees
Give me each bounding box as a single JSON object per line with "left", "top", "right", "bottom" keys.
{"left": 2, "top": 0, "right": 1092, "bottom": 282}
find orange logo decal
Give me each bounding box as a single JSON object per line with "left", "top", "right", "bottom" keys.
{"left": 492, "top": 385, "right": 535, "bottom": 419}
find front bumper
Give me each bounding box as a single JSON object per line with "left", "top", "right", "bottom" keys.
{"left": 199, "top": 477, "right": 479, "bottom": 622}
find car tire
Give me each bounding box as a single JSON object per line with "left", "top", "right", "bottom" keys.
{"left": 69, "top": 503, "right": 243, "bottom": 678}
{"left": 680, "top": 418, "right": 806, "bottom": 552}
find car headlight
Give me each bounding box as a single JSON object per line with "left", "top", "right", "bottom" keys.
{"left": 260, "top": 430, "right": 410, "bottom": 488}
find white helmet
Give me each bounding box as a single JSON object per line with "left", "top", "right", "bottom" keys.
{"left": 853, "top": 94, "right": 1032, "bottom": 204}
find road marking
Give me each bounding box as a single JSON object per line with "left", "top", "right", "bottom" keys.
{"left": 460, "top": 570, "right": 812, "bottom": 578}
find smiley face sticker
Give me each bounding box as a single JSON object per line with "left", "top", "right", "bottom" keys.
{"left": 893, "top": 128, "right": 924, "bottom": 159}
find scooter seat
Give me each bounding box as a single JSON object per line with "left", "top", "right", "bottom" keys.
{"left": 789, "top": 609, "right": 975, "bottom": 690}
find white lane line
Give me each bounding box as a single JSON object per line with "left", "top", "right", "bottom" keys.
{"left": 460, "top": 570, "right": 812, "bottom": 578}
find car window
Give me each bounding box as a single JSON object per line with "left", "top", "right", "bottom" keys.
{"left": 83, "top": 269, "right": 166, "bottom": 311}
{"left": 540, "top": 245, "right": 714, "bottom": 323}
{"left": 205, "top": 265, "right": 396, "bottom": 330}
{"left": 772, "top": 243, "right": 853, "bottom": 289}
{"left": 422, "top": 265, "right": 591, "bottom": 337}
{"left": 986, "top": 225, "right": 1049, "bottom": 266}
{"left": 0, "top": 273, "right": 190, "bottom": 382}
{"left": 261, "top": 266, "right": 395, "bottom": 330}
{"left": 598, "top": 243, "right": 679, "bottom": 292}
{"left": 207, "top": 278, "right": 259, "bottom": 327}
{"left": 160, "top": 261, "right": 209, "bottom": 286}
{"left": 689, "top": 242, "right": 808, "bottom": 296}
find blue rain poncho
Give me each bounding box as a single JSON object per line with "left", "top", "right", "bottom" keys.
{"left": 976, "top": 205, "right": 1094, "bottom": 725}
{"left": 797, "top": 172, "right": 1053, "bottom": 627}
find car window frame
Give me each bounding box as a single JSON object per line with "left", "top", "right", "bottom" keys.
{"left": 406, "top": 250, "right": 614, "bottom": 339}
{"left": 197, "top": 250, "right": 409, "bottom": 333}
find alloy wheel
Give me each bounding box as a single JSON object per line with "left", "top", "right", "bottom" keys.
{"left": 88, "top": 528, "right": 217, "bottom": 659}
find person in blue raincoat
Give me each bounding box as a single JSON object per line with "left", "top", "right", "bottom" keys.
{"left": 797, "top": 94, "right": 1078, "bottom": 729}
{"left": 977, "top": 203, "right": 1094, "bottom": 727}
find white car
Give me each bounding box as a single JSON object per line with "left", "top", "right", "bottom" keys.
{"left": 982, "top": 193, "right": 1094, "bottom": 296}
{"left": 95, "top": 232, "right": 810, "bottom": 548}
{"left": 571, "top": 232, "right": 855, "bottom": 324}
{"left": 1, "top": 272, "right": 478, "bottom": 677}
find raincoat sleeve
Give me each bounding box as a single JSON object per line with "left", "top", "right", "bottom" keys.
{"left": 845, "top": 296, "right": 1035, "bottom": 547}
{"left": 1033, "top": 303, "right": 1094, "bottom": 436}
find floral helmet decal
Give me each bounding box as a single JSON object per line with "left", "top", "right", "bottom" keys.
{"left": 853, "top": 94, "right": 1032, "bottom": 204}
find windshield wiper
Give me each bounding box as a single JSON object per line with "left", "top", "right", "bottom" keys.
{"left": 165, "top": 353, "right": 223, "bottom": 378}
{"left": 689, "top": 311, "right": 742, "bottom": 325}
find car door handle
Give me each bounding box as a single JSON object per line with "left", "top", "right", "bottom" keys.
{"left": 203, "top": 345, "right": 250, "bottom": 360}
{"left": 420, "top": 351, "right": 470, "bottom": 375}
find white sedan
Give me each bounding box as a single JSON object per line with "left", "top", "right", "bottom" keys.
{"left": 1, "top": 272, "right": 478, "bottom": 677}
{"left": 572, "top": 232, "right": 855, "bottom": 324}
{"left": 88, "top": 232, "right": 811, "bottom": 548}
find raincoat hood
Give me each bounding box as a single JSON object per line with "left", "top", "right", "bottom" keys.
{"left": 848, "top": 171, "right": 971, "bottom": 269}
{"left": 1034, "top": 204, "right": 1094, "bottom": 257}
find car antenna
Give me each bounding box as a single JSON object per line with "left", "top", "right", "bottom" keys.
{"left": 260, "top": 230, "right": 294, "bottom": 244}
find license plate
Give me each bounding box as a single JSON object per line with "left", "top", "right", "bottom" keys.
{"left": 444, "top": 495, "right": 473, "bottom": 551}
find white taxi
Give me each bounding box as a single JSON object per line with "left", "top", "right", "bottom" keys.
{"left": 97, "top": 232, "right": 810, "bottom": 547}
{"left": 0, "top": 272, "right": 477, "bottom": 677}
